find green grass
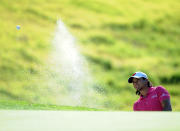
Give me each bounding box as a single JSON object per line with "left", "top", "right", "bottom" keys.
{"left": 0, "top": 100, "right": 102, "bottom": 111}
{"left": 0, "top": 0, "right": 180, "bottom": 110}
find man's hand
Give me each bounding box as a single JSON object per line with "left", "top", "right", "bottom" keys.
{"left": 161, "top": 99, "right": 172, "bottom": 111}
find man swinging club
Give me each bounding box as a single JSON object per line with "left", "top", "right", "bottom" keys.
{"left": 128, "top": 72, "right": 172, "bottom": 111}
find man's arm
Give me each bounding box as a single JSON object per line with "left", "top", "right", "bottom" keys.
{"left": 161, "top": 99, "right": 172, "bottom": 111}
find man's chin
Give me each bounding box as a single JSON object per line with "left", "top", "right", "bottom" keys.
{"left": 137, "top": 87, "right": 143, "bottom": 91}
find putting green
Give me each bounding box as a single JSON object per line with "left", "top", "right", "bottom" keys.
{"left": 0, "top": 111, "right": 179, "bottom": 131}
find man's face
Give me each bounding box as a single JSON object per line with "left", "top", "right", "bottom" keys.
{"left": 132, "top": 78, "right": 147, "bottom": 91}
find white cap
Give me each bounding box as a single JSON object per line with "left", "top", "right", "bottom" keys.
{"left": 128, "top": 72, "right": 148, "bottom": 83}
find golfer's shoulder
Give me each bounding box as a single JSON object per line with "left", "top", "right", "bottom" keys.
{"left": 155, "top": 86, "right": 168, "bottom": 92}
{"left": 134, "top": 99, "right": 140, "bottom": 105}
{"left": 133, "top": 101, "right": 138, "bottom": 108}
{"left": 154, "top": 86, "right": 170, "bottom": 99}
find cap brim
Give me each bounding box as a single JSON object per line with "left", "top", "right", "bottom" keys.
{"left": 128, "top": 77, "right": 133, "bottom": 83}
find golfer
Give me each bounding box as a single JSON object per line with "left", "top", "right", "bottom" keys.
{"left": 128, "top": 71, "right": 172, "bottom": 111}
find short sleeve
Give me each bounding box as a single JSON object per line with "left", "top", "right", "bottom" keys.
{"left": 156, "top": 86, "right": 170, "bottom": 102}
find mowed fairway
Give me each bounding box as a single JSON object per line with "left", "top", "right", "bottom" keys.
{"left": 0, "top": 110, "right": 180, "bottom": 131}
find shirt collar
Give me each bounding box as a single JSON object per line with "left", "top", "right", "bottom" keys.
{"left": 147, "top": 87, "right": 154, "bottom": 95}
{"left": 140, "top": 87, "right": 154, "bottom": 99}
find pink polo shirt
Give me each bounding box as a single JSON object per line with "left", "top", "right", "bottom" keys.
{"left": 133, "top": 86, "right": 170, "bottom": 111}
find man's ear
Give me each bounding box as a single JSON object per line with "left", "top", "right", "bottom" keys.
{"left": 145, "top": 79, "right": 149, "bottom": 86}
{"left": 142, "top": 78, "right": 148, "bottom": 85}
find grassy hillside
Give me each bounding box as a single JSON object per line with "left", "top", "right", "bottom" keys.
{"left": 0, "top": 0, "right": 180, "bottom": 110}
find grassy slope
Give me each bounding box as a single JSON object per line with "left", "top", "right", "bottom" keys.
{"left": 0, "top": 0, "right": 180, "bottom": 110}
